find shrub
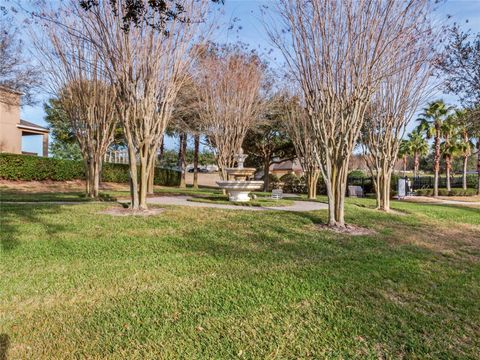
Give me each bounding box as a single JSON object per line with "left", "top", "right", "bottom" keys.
{"left": 348, "top": 169, "right": 367, "bottom": 178}
{"left": 0, "top": 153, "right": 180, "bottom": 186}
{"left": 262, "top": 173, "right": 281, "bottom": 191}
{"left": 280, "top": 173, "right": 306, "bottom": 193}
{"left": 0, "top": 153, "right": 84, "bottom": 181}
{"left": 102, "top": 163, "right": 130, "bottom": 183}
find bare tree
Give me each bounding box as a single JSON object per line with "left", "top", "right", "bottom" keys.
{"left": 194, "top": 44, "right": 264, "bottom": 180}
{"left": 0, "top": 18, "right": 41, "bottom": 105}
{"left": 77, "top": 0, "right": 214, "bottom": 209}
{"left": 361, "top": 36, "right": 434, "bottom": 211}
{"left": 34, "top": 16, "right": 117, "bottom": 198}
{"left": 267, "top": 0, "right": 433, "bottom": 227}
{"left": 283, "top": 96, "right": 320, "bottom": 200}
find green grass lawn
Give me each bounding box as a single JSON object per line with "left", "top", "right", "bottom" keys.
{"left": 187, "top": 195, "right": 294, "bottom": 207}
{"left": 0, "top": 185, "right": 221, "bottom": 203}
{"left": 0, "top": 190, "right": 92, "bottom": 202}
{"left": 1, "top": 197, "right": 479, "bottom": 359}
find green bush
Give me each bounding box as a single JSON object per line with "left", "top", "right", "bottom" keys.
{"left": 0, "top": 153, "right": 84, "bottom": 181}
{"left": 0, "top": 153, "right": 180, "bottom": 186}
{"left": 102, "top": 163, "right": 130, "bottom": 183}
{"left": 280, "top": 173, "right": 306, "bottom": 193}
{"left": 348, "top": 170, "right": 367, "bottom": 178}
{"left": 466, "top": 174, "right": 478, "bottom": 188}
{"left": 261, "top": 173, "right": 281, "bottom": 191}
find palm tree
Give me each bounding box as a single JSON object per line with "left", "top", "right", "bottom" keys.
{"left": 417, "top": 100, "right": 452, "bottom": 197}
{"left": 398, "top": 139, "right": 411, "bottom": 175}
{"left": 407, "top": 130, "right": 429, "bottom": 179}
{"left": 440, "top": 116, "right": 461, "bottom": 192}
{"left": 454, "top": 110, "right": 474, "bottom": 190}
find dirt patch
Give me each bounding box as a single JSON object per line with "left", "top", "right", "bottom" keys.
{"left": 389, "top": 222, "right": 480, "bottom": 261}
{"left": 387, "top": 208, "right": 408, "bottom": 216}
{"left": 439, "top": 195, "right": 480, "bottom": 203}
{"left": 316, "top": 223, "right": 376, "bottom": 236}
{"left": 405, "top": 195, "right": 480, "bottom": 207}
{"left": 98, "top": 207, "right": 165, "bottom": 217}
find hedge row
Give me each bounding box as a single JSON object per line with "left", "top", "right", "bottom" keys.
{"left": 0, "top": 153, "right": 180, "bottom": 186}
{"left": 268, "top": 171, "right": 479, "bottom": 196}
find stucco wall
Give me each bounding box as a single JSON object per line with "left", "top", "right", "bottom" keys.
{"left": 0, "top": 89, "right": 22, "bottom": 154}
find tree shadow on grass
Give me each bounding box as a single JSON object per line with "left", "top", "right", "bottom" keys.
{"left": 0, "top": 334, "right": 9, "bottom": 360}
{"left": 0, "top": 204, "right": 67, "bottom": 251}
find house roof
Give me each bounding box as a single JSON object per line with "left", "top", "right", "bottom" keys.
{"left": 270, "top": 159, "right": 303, "bottom": 172}
{"left": 17, "top": 119, "right": 50, "bottom": 133}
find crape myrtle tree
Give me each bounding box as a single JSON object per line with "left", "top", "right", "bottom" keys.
{"left": 436, "top": 25, "right": 480, "bottom": 194}
{"left": 194, "top": 43, "right": 264, "bottom": 180}
{"left": 267, "top": 0, "right": 433, "bottom": 227}
{"left": 283, "top": 95, "right": 320, "bottom": 200}
{"left": 77, "top": 0, "right": 214, "bottom": 209}
{"left": 0, "top": 17, "right": 41, "bottom": 105}
{"left": 44, "top": 95, "right": 125, "bottom": 162}
{"left": 361, "top": 21, "right": 434, "bottom": 211}
{"left": 34, "top": 17, "right": 118, "bottom": 198}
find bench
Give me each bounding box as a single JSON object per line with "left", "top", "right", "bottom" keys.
{"left": 348, "top": 185, "right": 364, "bottom": 198}
{"left": 271, "top": 189, "right": 283, "bottom": 200}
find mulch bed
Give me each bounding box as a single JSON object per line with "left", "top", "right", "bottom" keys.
{"left": 316, "top": 223, "right": 376, "bottom": 236}
{"left": 98, "top": 207, "right": 165, "bottom": 217}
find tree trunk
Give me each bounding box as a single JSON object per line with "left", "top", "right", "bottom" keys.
{"left": 306, "top": 169, "right": 319, "bottom": 200}
{"left": 147, "top": 166, "right": 155, "bottom": 195}
{"left": 84, "top": 155, "right": 102, "bottom": 199}
{"left": 477, "top": 139, "right": 480, "bottom": 195}
{"left": 433, "top": 129, "right": 441, "bottom": 197}
{"left": 462, "top": 155, "right": 468, "bottom": 190}
{"left": 193, "top": 134, "right": 200, "bottom": 189}
{"left": 263, "top": 157, "right": 270, "bottom": 192}
{"left": 84, "top": 158, "right": 91, "bottom": 197}
{"left": 446, "top": 154, "right": 451, "bottom": 192}
{"left": 128, "top": 146, "right": 139, "bottom": 210}
{"left": 325, "top": 162, "right": 348, "bottom": 227}
{"left": 138, "top": 145, "right": 149, "bottom": 210}
{"left": 375, "top": 167, "right": 392, "bottom": 211}
{"left": 179, "top": 133, "right": 187, "bottom": 188}
{"left": 159, "top": 136, "right": 165, "bottom": 161}
{"left": 92, "top": 158, "right": 100, "bottom": 198}
{"left": 88, "top": 159, "right": 95, "bottom": 198}
{"left": 414, "top": 151, "right": 419, "bottom": 179}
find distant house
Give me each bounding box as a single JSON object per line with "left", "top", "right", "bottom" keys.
{"left": 0, "top": 86, "right": 49, "bottom": 157}
{"left": 270, "top": 159, "right": 303, "bottom": 177}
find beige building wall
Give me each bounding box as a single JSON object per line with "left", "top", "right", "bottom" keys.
{"left": 0, "top": 89, "right": 22, "bottom": 154}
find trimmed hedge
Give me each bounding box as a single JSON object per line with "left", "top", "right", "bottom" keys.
{"left": 0, "top": 153, "right": 180, "bottom": 186}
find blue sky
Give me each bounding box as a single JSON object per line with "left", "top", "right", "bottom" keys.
{"left": 11, "top": 0, "right": 480, "bottom": 154}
